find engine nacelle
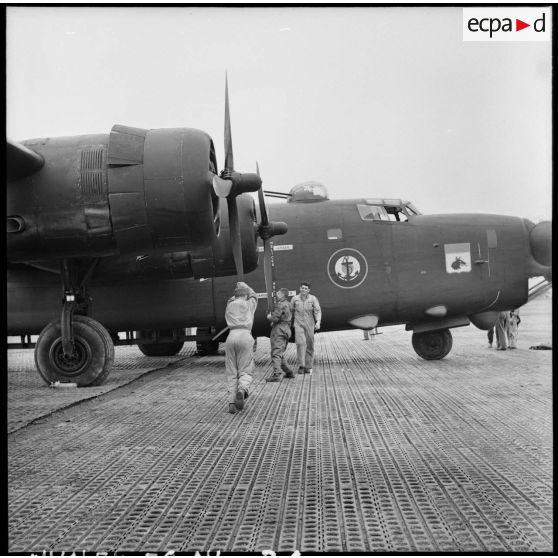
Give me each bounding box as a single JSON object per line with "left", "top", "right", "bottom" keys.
{"left": 7, "top": 125, "right": 219, "bottom": 262}
{"left": 90, "top": 193, "right": 259, "bottom": 282}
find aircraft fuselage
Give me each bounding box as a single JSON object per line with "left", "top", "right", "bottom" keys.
{"left": 8, "top": 198, "right": 541, "bottom": 339}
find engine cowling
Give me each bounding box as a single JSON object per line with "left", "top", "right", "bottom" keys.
{"left": 7, "top": 125, "right": 219, "bottom": 262}
{"left": 88, "top": 193, "right": 258, "bottom": 282}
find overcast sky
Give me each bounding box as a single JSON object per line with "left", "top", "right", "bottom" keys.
{"left": 6, "top": 6, "right": 552, "bottom": 222}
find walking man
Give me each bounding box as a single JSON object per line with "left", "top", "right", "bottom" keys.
{"left": 224, "top": 281, "right": 258, "bottom": 413}
{"left": 290, "top": 282, "right": 322, "bottom": 374}
{"left": 265, "top": 288, "right": 295, "bottom": 382}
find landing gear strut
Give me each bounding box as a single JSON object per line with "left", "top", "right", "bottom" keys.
{"left": 412, "top": 328, "right": 453, "bottom": 360}
{"left": 34, "top": 258, "right": 114, "bottom": 387}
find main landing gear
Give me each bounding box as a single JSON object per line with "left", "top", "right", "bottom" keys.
{"left": 411, "top": 328, "right": 453, "bottom": 360}
{"left": 195, "top": 327, "right": 220, "bottom": 356}
{"left": 34, "top": 259, "right": 114, "bottom": 387}
{"left": 35, "top": 315, "right": 114, "bottom": 386}
{"left": 136, "top": 329, "right": 185, "bottom": 356}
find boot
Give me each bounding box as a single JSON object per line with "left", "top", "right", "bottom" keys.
{"left": 281, "top": 363, "right": 295, "bottom": 378}
{"left": 266, "top": 373, "right": 282, "bottom": 382}
{"left": 235, "top": 388, "right": 247, "bottom": 410}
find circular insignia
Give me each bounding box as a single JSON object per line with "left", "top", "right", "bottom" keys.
{"left": 327, "top": 248, "right": 368, "bottom": 289}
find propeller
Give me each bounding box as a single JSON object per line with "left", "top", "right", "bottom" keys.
{"left": 212, "top": 74, "right": 287, "bottom": 301}
{"left": 257, "top": 164, "right": 275, "bottom": 312}
{"left": 256, "top": 162, "right": 288, "bottom": 313}
{"left": 212, "top": 74, "right": 261, "bottom": 277}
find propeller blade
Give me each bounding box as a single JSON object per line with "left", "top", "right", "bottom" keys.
{"left": 224, "top": 73, "right": 234, "bottom": 171}
{"left": 227, "top": 196, "right": 244, "bottom": 277}
{"left": 263, "top": 237, "right": 276, "bottom": 313}
{"left": 255, "top": 161, "right": 274, "bottom": 310}
{"left": 256, "top": 163, "right": 269, "bottom": 227}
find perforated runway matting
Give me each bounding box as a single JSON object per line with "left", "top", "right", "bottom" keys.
{"left": 8, "top": 299, "right": 553, "bottom": 553}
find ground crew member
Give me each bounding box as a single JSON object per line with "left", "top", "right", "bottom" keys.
{"left": 495, "top": 310, "right": 509, "bottom": 351}
{"left": 487, "top": 326, "right": 494, "bottom": 348}
{"left": 224, "top": 281, "right": 258, "bottom": 413}
{"left": 507, "top": 309, "right": 521, "bottom": 349}
{"left": 290, "top": 282, "right": 322, "bottom": 374}
{"left": 265, "top": 288, "right": 295, "bottom": 382}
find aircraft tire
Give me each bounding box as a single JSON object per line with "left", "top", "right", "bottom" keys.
{"left": 138, "top": 342, "right": 184, "bottom": 357}
{"left": 35, "top": 315, "right": 115, "bottom": 387}
{"left": 412, "top": 328, "right": 453, "bottom": 360}
{"left": 196, "top": 340, "right": 219, "bottom": 356}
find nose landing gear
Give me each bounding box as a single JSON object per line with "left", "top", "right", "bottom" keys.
{"left": 412, "top": 328, "right": 453, "bottom": 360}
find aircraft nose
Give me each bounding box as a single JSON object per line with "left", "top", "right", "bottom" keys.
{"left": 529, "top": 220, "right": 552, "bottom": 267}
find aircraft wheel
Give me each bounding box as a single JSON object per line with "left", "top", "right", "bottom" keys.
{"left": 412, "top": 328, "right": 453, "bottom": 360}
{"left": 196, "top": 340, "right": 219, "bottom": 356}
{"left": 35, "top": 315, "right": 115, "bottom": 387}
{"left": 196, "top": 327, "right": 220, "bottom": 356}
{"left": 138, "top": 342, "right": 184, "bottom": 357}
{"left": 136, "top": 329, "right": 184, "bottom": 356}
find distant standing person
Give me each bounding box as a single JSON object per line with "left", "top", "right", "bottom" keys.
{"left": 265, "top": 288, "right": 295, "bottom": 382}
{"left": 224, "top": 281, "right": 258, "bottom": 413}
{"left": 495, "top": 311, "right": 509, "bottom": 351}
{"left": 507, "top": 309, "right": 521, "bottom": 349}
{"left": 487, "top": 326, "right": 494, "bottom": 348}
{"left": 291, "top": 282, "right": 322, "bottom": 374}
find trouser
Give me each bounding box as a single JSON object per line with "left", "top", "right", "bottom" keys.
{"left": 495, "top": 321, "right": 507, "bottom": 349}
{"left": 225, "top": 329, "right": 254, "bottom": 403}
{"left": 270, "top": 323, "right": 291, "bottom": 374}
{"left": 295, "top": 325, "right": 315, "bottom": 369}
{"left": 487, "top": 327, "right": 494, "bottom": 344}
{"left": 508, "top": 325, "right": 518, "bottom": 348}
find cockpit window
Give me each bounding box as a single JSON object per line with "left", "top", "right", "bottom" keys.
{"left": 405, "top": 203, "right": 420, "bottom": 216}
{"left": 357, "top": 204, "right": 390, "bottom": 221}
{"left": 357, "top": 204, "right": 409, "bottom": 222}
{"left": 386, "top": 207, "right": 408, "bottom": 222}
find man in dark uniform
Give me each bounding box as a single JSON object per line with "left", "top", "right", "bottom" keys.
{"left": 265, "top": 288, "right": 295, "bottom": 382}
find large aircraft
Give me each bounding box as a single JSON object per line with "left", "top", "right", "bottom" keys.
{"left": 7, "top": 84, "right": 552, "bottom": 387}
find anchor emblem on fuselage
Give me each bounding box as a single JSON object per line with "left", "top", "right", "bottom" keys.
{"left": 327, "top": 248, "right": 368, "bottom": 289}
{"left": 336, "top": 255, "right": 360, "bottom": 281}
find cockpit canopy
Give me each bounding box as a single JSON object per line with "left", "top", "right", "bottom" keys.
{"left": 357, "top": 199, "right": 421, "bottom": 222}
{"left": 288, "top": 181, "right": 329, "bottom": 203}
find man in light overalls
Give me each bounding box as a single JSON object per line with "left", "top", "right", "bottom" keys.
{"left": 290, "top": 282, "right": 322, "bottom": 374}
{"left": 224, "top": 281, "right": 258, "bottom": 413}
